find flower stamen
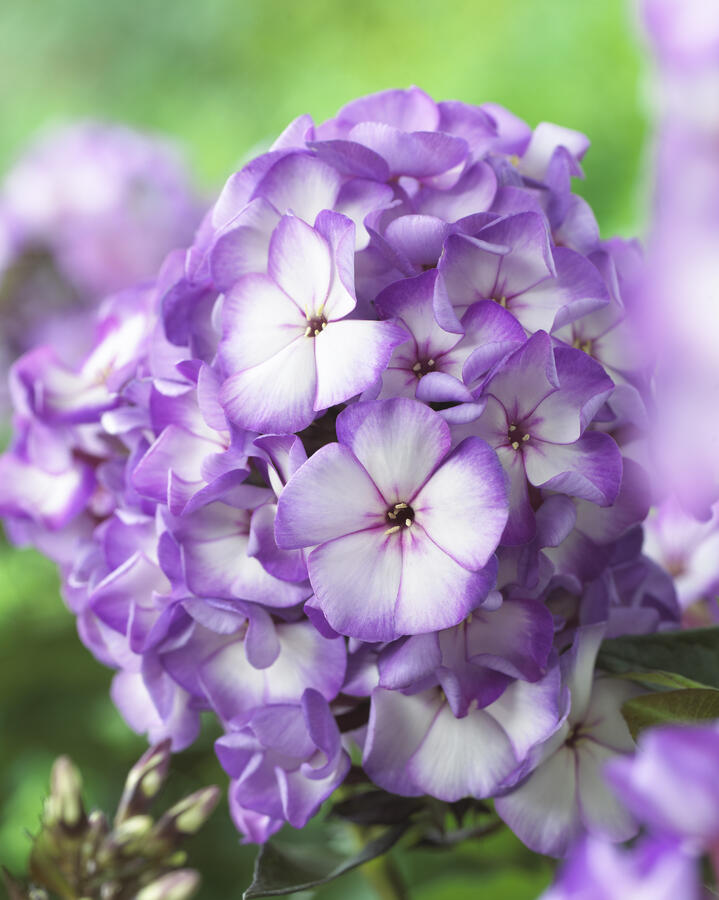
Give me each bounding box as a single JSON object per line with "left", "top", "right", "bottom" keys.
{"left": 384, "top": 502, "right": 415, "bottom": 533}
{"left": 305, "top": 314, "right": 328, "bottom": 337}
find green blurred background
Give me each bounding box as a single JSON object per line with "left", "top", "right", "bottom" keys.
{"left": 0, "top": 1, "right": 648, "bottom": 896}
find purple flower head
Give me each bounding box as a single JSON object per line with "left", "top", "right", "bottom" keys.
{"left": 276, "top": 398, "right": 508, "bottom": 641}
{"left": 606, "top": 722, "right": 719, "bottom": 849}
{"left": 378, "top": 596, "right": 555, "bottom": 715}
{"left": 363, "top": 660, "right": 564, "bottom": 802}
{"left": 218, "top": 212, "right": 406, "bottom": 432}
{"left": 436, "top": 212, "right": 608, "bottom": 335}
{"left": 643, "top": 497, "right": 719, "bottom": 617}
{"left": 495, "top": 625, "right": 640, "bottom": 857}
{"left": 0, "top": 89, "right": 661, "bottom": 847}
{"left": 0, "top": 122, "right": 202, "bottom": 408}
{"left": 1, "top": 121, "right": 201, "bottom": 298}
{"left": 216, "top": 689, "right": 350, "bottom": 838}
{"left": 456, "top": 331, "right": 622, "bottom": 544}
{"left": 541, "top": 835, "right": 700, "bottom": 900}
{"left": 372, "top": 269, "right": 525, "bottom": 405}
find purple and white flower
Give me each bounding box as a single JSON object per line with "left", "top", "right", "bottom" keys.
{"left": 276, "top": 398, "right": 508, "bottom": 641}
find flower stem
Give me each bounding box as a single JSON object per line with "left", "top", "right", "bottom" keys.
{"left": 361, "top": 853, "right": 408, "bottom": 900}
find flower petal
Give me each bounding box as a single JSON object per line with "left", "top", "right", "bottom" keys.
{"left": 275, "top": 443, "right": 386, "bottom": 549}
{"left": 413, "top": 436, "right": 508, "bottom": 570}
{"left": 336, "top": 398, "right": 451, "bottom": 502}
{"left": 220, "top": 273, "right": 306, "bottom": 372}
{"left": 523, "top": 432, "right": 622, "bottom": 506}
{"left": 394, "top": 526, "right": 497, "bottom": 635}
{"left": 220, "top": 336, "right": 317, "bottom": 433}
{"left": 253, "top": 152, "right": 343, "bottom": 222}
{"left": 307, "top": 527, "right": 403, "bottom": 641}
{"left": 268, "top": 215, "right": 332, "bottom": 316}
{"left": 313, "top": 319, "right": 407, "bottom": 411}
{"left": 495, "top": 747, "right": 581, "bottom": 856}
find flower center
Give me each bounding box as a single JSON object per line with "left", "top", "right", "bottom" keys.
{"left": 492, "top": 295, "right": 508, "bottom": 308}
{"left": 508, "top": 423, "right": 530, "bottom": 451}
{"left": 411, "top": 357, "right": 436, "bottom": 378}
{"left": 572, "top": 336, "right": 593, "bottom": 355}
{"left": 384, "top": 502, "right": 415, "bottom": 534}
{"left": 305, "top": 314, "right": 328, "bottom": 337}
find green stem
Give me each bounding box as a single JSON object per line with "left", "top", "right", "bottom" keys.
{"left": 361, "top": 852, "right": 408, "bottom": 900}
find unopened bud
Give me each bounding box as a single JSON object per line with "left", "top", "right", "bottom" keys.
{"left": 135, "top": 869, "right": 200, "bottom": 900}
{"left": 47, "top": 756, "right": 85, "bottom": 830}
{"left": 113, "top": 813, "right": 154, "bottom": 848}
{"left": 82, "top": 809, "right": 109, "bottom": 861}
{"left": 115, "top": 740, "right": 172, "bottom": 825}
{"left": 155, "top": 786, "right": 220, "bottom": 838}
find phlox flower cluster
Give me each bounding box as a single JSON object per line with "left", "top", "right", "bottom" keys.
{"left": 0, "top": 88, "right": 677, "bottom": 851}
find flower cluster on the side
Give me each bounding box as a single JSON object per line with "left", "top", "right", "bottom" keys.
{"left": 0, "top": 121, "right": 202, "bottom": 407}
{"left": 541, "top": 721, "right": 719, "bottom": 900}
{"left": 0, "top": 88, "right": 674, "bottom": 850}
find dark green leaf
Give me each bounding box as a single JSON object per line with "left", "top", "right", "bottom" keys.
{"left": 329, "top": 790, "right": 423, "bottom": 826}
{"left": 598, "top": 627, "right": 719, "bottom": 688}
{"left": 621, "top": 689, "right": 719, "bottom": 740}
{"left": 243, "top": 823, "right": 410, "bottom": 898}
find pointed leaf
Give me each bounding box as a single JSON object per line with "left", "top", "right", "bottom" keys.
{"left": 621, "top": 689, "right": 719, "bottom": 741}
{"left": 612, "top": 669, "right": 714, "bottom": 692}
{"left": 243, "top": 823, "right": 410, "bottom": 898}
{"left": 329, "top": 790, "right": 423, "bottom": 826}
{"left": 598, "top": 627, "right": 719, "bottom": 689}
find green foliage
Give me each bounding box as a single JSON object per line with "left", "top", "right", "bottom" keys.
{"left": 598, "top": 627, "right": 719, "bottom": 689}
{"left": 0, "top": 0, "right": 646, "bottom": 236}
{"left": 599, "top": 630, "right": 719, "bottom": 740}
{"left": 244, "top": 825, "right": 410, "bottom": 899}
{"left": 621, "top": 689, "right": 719, "bottom": 741}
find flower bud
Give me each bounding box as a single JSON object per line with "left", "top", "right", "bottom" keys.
{"left": 154, "top": 786, "right": 220, "bottom": 838}
{"left": 47, "top": 756, "right": 85, "bottom": 831}
{"left": 135, "top": 869, "right": 200, "bottom": 900}
{"left": 112, "top": 813, "right": 154, "bottom": 853}
{"left": 115, "top": 740, "right": 172, "bottom": 825}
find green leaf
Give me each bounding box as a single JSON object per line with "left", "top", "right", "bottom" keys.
{"left": 598, "top": 627, "right": 719, "bottom": 688}
{"left": 243, "top": 824, "right": 410, "bottom": 899}
{"left": 621, "top": 689, "right": 719, "bottom": 740}
{"left": 613, "top": 669, "right": 714, "bottom": 691}
{"left": 329, "top": 790, "right": 423, "bottom": 827}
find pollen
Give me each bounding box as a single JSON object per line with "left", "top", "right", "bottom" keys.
{"left": 305, "top": 314, "right": 328, "bottom": 337}
{"left": 509, "top": 423, "right": 530, "bottom": 450}
{"left": 572, "top": 336, "right": 593, "bottom": 355}
{"left": 411, "top": 358, "right": 437, "bottom": 378}
{"left": 385, "top": 501, "right": 415, "bottom": 531}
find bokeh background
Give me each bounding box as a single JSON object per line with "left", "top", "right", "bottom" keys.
{"left": 0, "top": 1, "right": 649, "bottom": 896}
